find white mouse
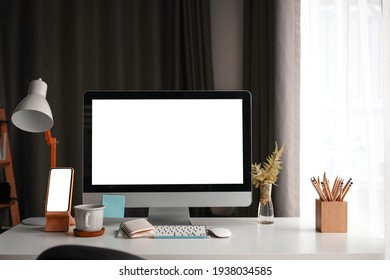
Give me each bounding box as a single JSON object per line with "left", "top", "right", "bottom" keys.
{"left": 207, "top": 227, "right": 232, "bottom": 238}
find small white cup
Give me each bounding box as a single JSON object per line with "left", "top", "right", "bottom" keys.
{"left": 74, "top": 204, "right": 105, "bottom": 232}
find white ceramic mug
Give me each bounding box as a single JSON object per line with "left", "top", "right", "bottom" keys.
{"left": 74, "top": 204, "right": 105, "bottom": 232}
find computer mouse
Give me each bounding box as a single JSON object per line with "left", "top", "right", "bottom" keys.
{"left": 207, "top": 227, "right": 232, "bottom": 238}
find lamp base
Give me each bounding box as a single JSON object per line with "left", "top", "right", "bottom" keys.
{"left": 22, "top": 217, "right": 46, "bottom": 226}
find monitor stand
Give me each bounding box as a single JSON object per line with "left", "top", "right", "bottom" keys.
{"left": 147, "top": 207, "right": 191, "bottom": 225}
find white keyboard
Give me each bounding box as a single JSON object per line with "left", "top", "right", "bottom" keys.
{"left": 153, "top": 225, "right": 208, "bottom": 239}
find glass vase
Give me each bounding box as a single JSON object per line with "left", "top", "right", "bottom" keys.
{"left": 258, "top": 183, "right": 274, "bottom": 224}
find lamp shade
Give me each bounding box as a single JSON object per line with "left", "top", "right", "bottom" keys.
{"left": 11, "top": 78, "right": 53, "bottom": 133}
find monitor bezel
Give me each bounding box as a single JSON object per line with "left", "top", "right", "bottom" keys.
{"left": 83, "top": 90, "right": 252, "bottom": 195}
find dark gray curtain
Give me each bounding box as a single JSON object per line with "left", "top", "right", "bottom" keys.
{"left": 0, "top": 0, "right": 214, "bottom": 221}
{"left": 243, "top": 0, "right": 300, "bottom": 217}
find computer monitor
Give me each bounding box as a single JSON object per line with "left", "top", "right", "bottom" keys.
{"left": 83, "top": 90, "right": 252, "bottom": 225}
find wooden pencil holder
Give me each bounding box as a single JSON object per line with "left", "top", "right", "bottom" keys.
{"left": 315, "top": 199, "right": 347, "bottom": 233}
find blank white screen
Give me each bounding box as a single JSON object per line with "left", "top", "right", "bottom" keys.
{"left": 46, "top": 168, "right": 72, "bottom": 212}
{"left": 92, "top": 99, "right": 243, "bottom": 185}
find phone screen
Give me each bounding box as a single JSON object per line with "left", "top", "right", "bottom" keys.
{"left": 46, "top": 168, "right": 73, "bottom": 212}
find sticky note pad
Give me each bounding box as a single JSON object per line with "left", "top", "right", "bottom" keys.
{"left": 102, "top": 195, "right": 125, "bottom": 218}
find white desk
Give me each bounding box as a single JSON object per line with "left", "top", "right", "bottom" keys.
{"left": 0, "top": 218, "right": 384, "bottom": 260}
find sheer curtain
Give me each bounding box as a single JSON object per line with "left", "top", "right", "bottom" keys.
{"left": 301, "top": 0, "right": 384, "bottom": 236}
{"left": 383, "top": 0, "right": 390, "bottom": 259}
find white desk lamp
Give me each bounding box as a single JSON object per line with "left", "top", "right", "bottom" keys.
{"left": 11, "top": 78, "right": 58, "bottom": 226}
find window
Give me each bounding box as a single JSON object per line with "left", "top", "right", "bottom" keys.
{"left": 300, "top": 0, "right": 384, "bottom": 235}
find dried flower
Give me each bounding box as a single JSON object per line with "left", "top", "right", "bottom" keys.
{"left": 251, "top": 141, "right": 285, "bottom": 188}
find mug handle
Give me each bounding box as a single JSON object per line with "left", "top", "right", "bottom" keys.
{"left": 84, "top": 212, "right": 90, "bottom": 228}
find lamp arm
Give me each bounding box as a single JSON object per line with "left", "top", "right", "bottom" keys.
{"left": 43, "top": 130, "right": 75, "bottom": 227}
{"left": 44, "top": 130, "right": 57, "bottom": 168}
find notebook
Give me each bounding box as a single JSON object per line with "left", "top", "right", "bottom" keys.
{"left": 119, "top": 218, "right": 155, "bottom": 238}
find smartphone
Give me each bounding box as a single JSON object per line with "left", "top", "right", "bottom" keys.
{"left": 45, "top": 167, "right": 74, "bottom": 212}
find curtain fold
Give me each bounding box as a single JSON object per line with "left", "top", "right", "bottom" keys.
{"left": 0, "top": 0, "right": 214, "bottom": 221}
{"left": 243, "top": 0, "right": 300, "bottom": 217}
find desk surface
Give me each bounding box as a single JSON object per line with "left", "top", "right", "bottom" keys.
{"left": 0, "top": 217, "right": 384, "bottom": 260}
